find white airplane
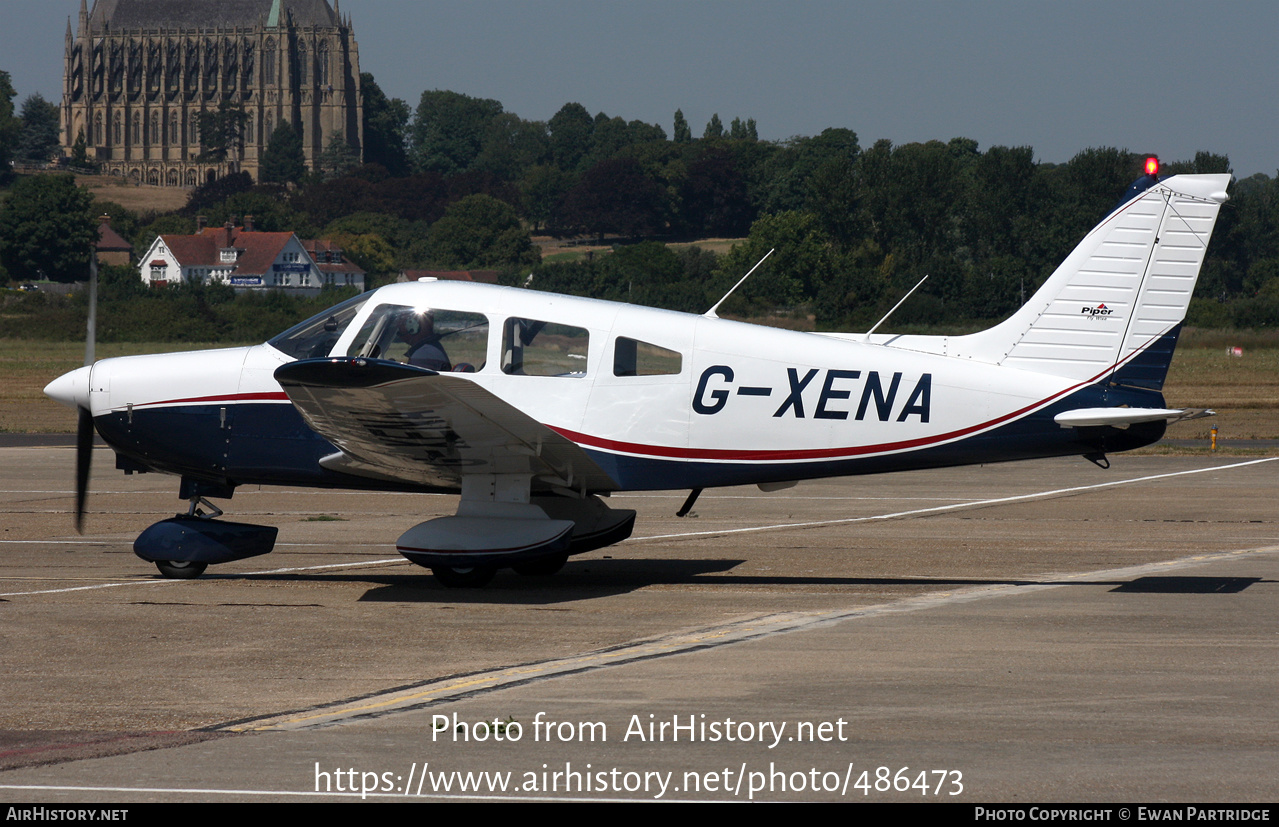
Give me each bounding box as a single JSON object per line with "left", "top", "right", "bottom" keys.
{"left": 46, "top": 163, "right": 1231, "bottom": 587}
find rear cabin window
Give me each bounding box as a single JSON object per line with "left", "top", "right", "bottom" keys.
{"left": 502, "top": 318, "right": 589, "bottom": 376}
{"left": 613, "top": 337, "right": 683, "bottom": 377}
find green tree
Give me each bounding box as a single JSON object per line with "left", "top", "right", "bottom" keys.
{"left": 677, "top": 146, "right": 752, "bottom": 237}
{"left": 806, "top": 157, "right": 862, "bottom": 249}
{"left": 518, "top": 163, "right": 573, "bottom": 232}
{"left": 548, "top": 102, "right": 594, "bottom": 171}
{"left": 324, "top": 211, "right": 413, "bottom": 245}
{"left": 557, "top": 157, "right": 667, "bottom": 240}
{"left": 317, "top": 131, "right": 360, "bottom": 180}
{"left": 703, "top": 114, "right": 724, "bottom": 140}
{"left": 196, "top": 101, "right": 248, "bottom": 165}
{"left": 324, "top": 211, "right": 424, "bottom": 271}
{"left": 858, "top": 138, "right": 962, "bottom": 266}
{"left": 325, "top": 230, "right": 396, "bottom": 275}
{"left": 756, "top": 127, "right": 860, "bottom": 215}
{"left": 597, "top": 241, "right": 707, "bottom": 311}
{"left": 472, "top": 113, "right": 550, "bottom": 180}
{"left": 259, "top": 120, "right": 307, "bottom": 184}
{"left": 713, "top": 211, "right": 838, "bottom": 312}
{"left": 0, "top": 71, "right": 20, "bottom": 182}
{"left": 960, "top": 145, "right": 1037, "bottom": 262}
{"left": 183, "top": 170, "right": 254, "bottom": 215}
{"left": 69, "top": 129, "right": 89, "bottom": 167}
{"left": 360, "top": 72, "right": 410, "bottom": 176}
{"left": 0, "top": 174, "right": 96, "bottom": 282}
{"left": 673, "top": 109, "right": 691, "bottom": 143}
{"left": 426, "top": 193, "right": 540, "bottom": 270}
{"left": 98, "top": 262, "right": 146, "bottom": 300}
{"left": 17, "top": 93, "right": 60, "bottom": 165}
{"left": 206, "top": 190, "right": 309, "bottom": 235}
{"left": 410, "top": 90, "right": 503, "bottom": 175}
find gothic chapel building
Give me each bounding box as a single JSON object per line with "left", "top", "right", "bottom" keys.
{"left": 62, "top": 0, "right": 362, "bottom": 186}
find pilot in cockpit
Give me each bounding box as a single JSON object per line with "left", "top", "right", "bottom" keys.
{"left": 395, "top": 310, "right": 452, "bottom": 371}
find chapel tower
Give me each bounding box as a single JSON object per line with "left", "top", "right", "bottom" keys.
{"left": 62, "top": 0, "right": 362, "bottom": 185}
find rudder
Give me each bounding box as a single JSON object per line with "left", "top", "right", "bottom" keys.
{"left": 951, "top": 173, "right": 1231, "bottom": 383}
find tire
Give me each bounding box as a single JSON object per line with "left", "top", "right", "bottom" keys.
{"left": 155, "top": 560, "right": 208, "bottom": 579}
{"left": 431, "top": 565, "right": 496, "bottom": 588}
{"left": 512, "top": 553, "right": 568, "bottom": 576}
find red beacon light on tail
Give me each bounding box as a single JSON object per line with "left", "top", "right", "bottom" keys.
{"left": 1145, "top": 156, "right": 1160, "bottom": 177}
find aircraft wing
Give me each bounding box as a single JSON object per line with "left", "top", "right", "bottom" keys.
{"left": 274, "top": 358, "right": 618, "bottom": 492}
{"left": 1053, "top": 407, "right": 1215, "bottom": 429}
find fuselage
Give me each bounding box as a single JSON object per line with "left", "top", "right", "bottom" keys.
{"left": 51, "top": 280, "right": 1167, "bottom": 495}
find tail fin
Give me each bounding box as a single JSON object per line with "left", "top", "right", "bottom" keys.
{"left": 951, "top": 173, "right": 1231, "bottom": 384}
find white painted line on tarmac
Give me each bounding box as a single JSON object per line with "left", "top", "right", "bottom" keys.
{"left": 0, "top": 558, "right": 407, "bottom": 597}
{"left": 222, "top": 541, "right": 1279, "bottom": 732}
{"left": 630, "top": 457, "right": 1279, "bottom": 542}
{"left": 4, "top": 457, "right": 1273, "bottom": 597}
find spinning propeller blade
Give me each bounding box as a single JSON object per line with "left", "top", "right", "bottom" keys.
{"left": 73, "top": 257, "right": 98, "bottom": 533}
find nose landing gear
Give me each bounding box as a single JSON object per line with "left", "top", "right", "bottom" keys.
{"left": 134, "top": 495, "right": 277, "bottom": 579}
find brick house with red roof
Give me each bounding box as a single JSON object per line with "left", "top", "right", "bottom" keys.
{"left": 137, "top": 217, "right": 364, "bottom": 294}
{"left": 95, "top": 214, "right": 134, "bottom": 267}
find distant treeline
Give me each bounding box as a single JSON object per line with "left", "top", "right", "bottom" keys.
{"left": 3, "top": 70, "right": 1278, "bottom": 334}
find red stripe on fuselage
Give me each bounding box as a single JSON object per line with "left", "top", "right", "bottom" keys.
{"left": 132, "top": 391, "right": 291, "bottom": 409}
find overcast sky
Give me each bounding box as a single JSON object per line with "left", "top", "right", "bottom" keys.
{"left": 7, "top": 1, "right": 1276, "bottom": 177}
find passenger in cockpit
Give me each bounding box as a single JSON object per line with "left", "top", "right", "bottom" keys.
{"left": 397, "top": 310, "right": 452, "bottom": 371}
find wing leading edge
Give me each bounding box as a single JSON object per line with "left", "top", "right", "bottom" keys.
{"left": 274, "top": 358, "right": 618, "bottom": 493}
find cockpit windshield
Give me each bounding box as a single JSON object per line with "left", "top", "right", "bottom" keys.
{"left": 267, "top": 293, "right": 372, "bottom": 360}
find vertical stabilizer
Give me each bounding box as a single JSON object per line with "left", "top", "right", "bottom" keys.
{"left": 950, "top": 173, "right": 1230, "bottom": 382}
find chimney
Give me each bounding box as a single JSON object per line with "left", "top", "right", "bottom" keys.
{"left": 196, "top": 215, "right": 206, "bottom": 232}
{"left": 244, "top": 215, "right": 254, "bottom": 232}
{"left": 224, "top": 220, "right": 234, "bottom": 248}
{"left": 98, "top": 214, "right": 111, "bottom": 226}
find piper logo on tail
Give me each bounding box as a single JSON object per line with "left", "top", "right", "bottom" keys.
{"left": 1081, "top": 303, "right": 1114, "bottom": 317}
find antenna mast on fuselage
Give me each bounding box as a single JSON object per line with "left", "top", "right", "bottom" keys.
{"left": 704, "top": 248, "right": 775, "bottom": 319}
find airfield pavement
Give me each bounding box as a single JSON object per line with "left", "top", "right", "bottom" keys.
{"left": 0, "top": 445, "right": 1276, "bottom": 803}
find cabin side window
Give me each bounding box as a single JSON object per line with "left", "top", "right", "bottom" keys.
{"left": 501, "top": 318, "right": 589, "bottom": 377}
{"left": 613, "top": 337, "right": 682, "bottom": 377}
{"left": 346, "top": 304, "right": 488, "bottom": 372}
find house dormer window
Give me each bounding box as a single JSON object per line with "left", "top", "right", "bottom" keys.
{"left": 221, "top": 248, "right": 237, "bottom": 263}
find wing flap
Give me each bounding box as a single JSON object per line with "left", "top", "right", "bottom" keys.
{"left": 276, "top": 358, "right": 617, "bottom": 491}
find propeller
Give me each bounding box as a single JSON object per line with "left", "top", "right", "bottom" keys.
{"left": 74, "top": 256, "right": 98, "bottom": 533}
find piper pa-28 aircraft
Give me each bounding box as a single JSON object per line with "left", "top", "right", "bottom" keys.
{"left": 46, "top": 163, "right": 1231, "bottom": 587}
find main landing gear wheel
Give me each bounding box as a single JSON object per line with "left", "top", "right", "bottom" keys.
{"left": 513, "top": 553, "right": 568, "bottom": 577}
{"left": 155, "top": 560, "right": 208, "bottom": 579}
{"left": 431, "top": 565, "right": 496, "bottom": 588}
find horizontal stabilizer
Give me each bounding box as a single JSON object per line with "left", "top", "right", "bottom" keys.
{"left": 1054, "top": 407, "right": 1215, "bottom": 429}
